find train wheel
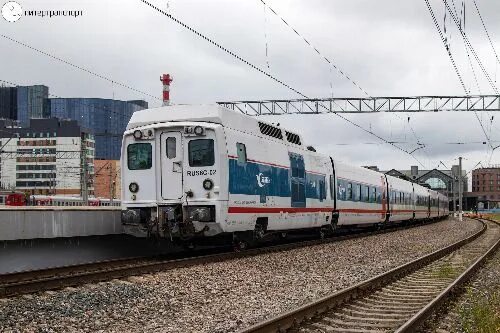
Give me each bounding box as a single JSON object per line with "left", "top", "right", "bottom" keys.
{"left": 319, "top": 227, "right": 327, "bottom": 239}
{"left": 233, "top": 240, "right": 248, "bottom": 252}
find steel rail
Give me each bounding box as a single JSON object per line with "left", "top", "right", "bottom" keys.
{"left": 396, "top": 218, "right": 500, "bottom": 332}
{"left": 238, "top": 218, "right": 491, "bottom": 333}
{"left": 0, "top": 219, "right": 444, "bottom": 298}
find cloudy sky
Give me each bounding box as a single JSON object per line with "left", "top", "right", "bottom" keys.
{"left": 2, "top": 0, "right": 500, "bottom": 174}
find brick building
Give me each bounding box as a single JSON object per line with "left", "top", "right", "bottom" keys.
{"left": 93, "top": 160, "right": 121, "bottom": 199}
{"left": 471, "top": 166, "right": 500, "bottom": 209}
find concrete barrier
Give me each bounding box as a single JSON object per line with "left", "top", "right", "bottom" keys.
{"left": 0, "top": 207, "right": 122, "bottom": 240}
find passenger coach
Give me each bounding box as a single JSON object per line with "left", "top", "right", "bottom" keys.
{"left": 121, "top": 105, "right": 448, "bottom": 246}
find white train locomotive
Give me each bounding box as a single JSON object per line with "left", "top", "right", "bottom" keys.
{"left": 121, "top": 105, "right": 449, "bottom": 245}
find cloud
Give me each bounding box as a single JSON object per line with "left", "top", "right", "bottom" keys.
{"left": 1, "top": 0, "right": 499, "bottom": 173}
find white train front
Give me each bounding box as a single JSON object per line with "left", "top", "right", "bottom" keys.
{"left": 121, "top": 105, "right": 448, "bottom": 243}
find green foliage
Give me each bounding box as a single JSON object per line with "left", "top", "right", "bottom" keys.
{"left": 433, "top": 262, "right": 458, "bottom": 279}
{"left": 460, "top": 288, "right": 500, "bottom": 333}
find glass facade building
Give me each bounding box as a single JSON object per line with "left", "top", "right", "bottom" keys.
{"left": 0, "top": 87, "right": 17, "bottom": 120}
{"left": 49, "top": 98, "right": 147, "bottom": 159}
{"left": 17, "top": 85, "right": 50, "bottom": 127}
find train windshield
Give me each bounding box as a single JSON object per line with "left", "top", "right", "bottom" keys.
{"left": 127, "top": 143, "right": 152, "bottom": 170}
{"left": 188, "top": 139, "right": 214, "bottom": 167}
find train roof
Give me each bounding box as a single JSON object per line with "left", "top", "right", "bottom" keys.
{"left": 127, "top": 104, "right": 231, "bottom": 130}
{"left": 127, "top": 104, "right": 306, "bottom": 148}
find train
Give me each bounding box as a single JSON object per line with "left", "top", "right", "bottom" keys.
{"left": 0, "top": 191, "right": 26, "bottom": 206}
{"left": 120, "top": 105, "right": 449, "bottom": 247}
{"left": 0, "top": 192, "right": 119, "bottom": 207}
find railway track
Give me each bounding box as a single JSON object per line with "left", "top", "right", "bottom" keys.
{"left": 0, "top": 219, "right": 440, "bottom": 298}
{"left": 240, "top": 218, "right": 500, "bottom": 333}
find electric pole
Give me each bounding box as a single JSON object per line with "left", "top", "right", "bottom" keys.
{"left": 109, "top": 163, "right": 114, "bottom": 204}
{"left": 82, "top": 142, "right": 88, "bottom": 205}
{"left": 458, "top": 157, "right": 463, "bottom": 221}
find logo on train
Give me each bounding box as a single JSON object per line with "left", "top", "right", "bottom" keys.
{"left": 256, "top": 173, "right": 271, "bottom": 187}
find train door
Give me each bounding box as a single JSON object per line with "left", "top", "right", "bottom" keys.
{"left": 289, "top": 153, "right": 306, "bottom": 207}
{"left": 427, "top": 195, "right": 431, "bottom": 218}
{"left": 160, "top": 132, "right": 184, "bottom": 200}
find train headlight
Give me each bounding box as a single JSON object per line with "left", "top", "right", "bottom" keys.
{"left": 194, "top": 126, "right": 205, "bottom": 136}
{"left": 187, "top": 206, "right": 215, "bottom": 222}
{"left": 203, "top": 178, "right": 214, "bottom": 190}
{"left": 129, "top": 182, "right": 139, "bottom": 193}
{"left": 133, "top": 130, "right": 143, "bottom": 140}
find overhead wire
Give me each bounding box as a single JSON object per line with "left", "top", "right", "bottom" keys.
{"left": 138, "top": 0, "right": 427, "bottom": 167}
{"left": 255, "top": 0, "right": 428, "bottom": 166}
{"left": 443, "top": 0, "right": 495, "bottom": 168}
{"left": 426, "top": 0, "right": 494, "bottom": 166}
{"left": 0, "top": 34, "right": 162, "bottom": 104}
{"left": 257, "top": 0, "right": 370, "bottom": 98}
{"left": 472, "top": 0, "right": 500, "bottom": 67}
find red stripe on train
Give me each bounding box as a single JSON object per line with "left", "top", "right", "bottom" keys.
{"left": 228, "top": 207, "right": 438, "bottom": 214}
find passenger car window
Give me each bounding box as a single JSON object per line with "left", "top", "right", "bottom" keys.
{"left": 127, "top": 143, "right": 152, "bottom": 170}
{"left": 189, "top": 139, "right": 215, "bottom": 167}
{"left": 347, "top": 182, "right": 352, "bottom": 200}
{"left": 236, "top": 143, "right": 247, "bottom": 164}
{"left": 166, "top": 137, "right": 176, "bottom": 159}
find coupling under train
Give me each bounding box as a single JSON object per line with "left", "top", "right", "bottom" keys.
{"left": 121, "top": 105, "right": 449, "bottom": 245}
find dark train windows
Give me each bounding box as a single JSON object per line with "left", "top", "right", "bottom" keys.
{"left": 330, "top": 175, "right": 335, "bottom": 200}
{"left": 289, "top": 153, "right": 306, "bottom": 207}
{"left": 236, "top": 143, "right": 247, "bottom": 164}
{"left": 166, "top": 137, "right": 176, "bottom": 159}
{"left": 361, "top": 185, "right": 369, "bottom": 202}
{"left": 189, "top": 139, "right": 215, "bottom": 167}
{"left": 319, "top": 179, "right": 326, "bottom": 201}
{"left": 354, "top": 184, "right": 361, "bottom": 201}
{"left": 347, "top": 182, "right": 353, "bottom": 200}
{"left": 127, "top": 143, "right": 152, "bottom": 170}
{"left": 371, "top": 187, "right": 377, "bottom": 203}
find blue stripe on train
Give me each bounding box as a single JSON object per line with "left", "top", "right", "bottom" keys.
{"left": 228, "top": 159, "right": 326, "bottom": 199}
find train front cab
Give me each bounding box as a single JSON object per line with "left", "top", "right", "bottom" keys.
{"left": 121, "top": 122, "right": 227, "bottom": 240}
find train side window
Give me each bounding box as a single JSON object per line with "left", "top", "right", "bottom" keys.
{"left": 338, "top": 179, "right": 346, "bottom": 201}
{"left": 189, "top": 139, "right": 215, "bottom": 167}
{"left": 361, "top": 185, "right": 369, "bottom": 202}
{"left": 319, "top": 179, "right": 325, "bottom": 201}
{"left": 330, "top": 175, "right": 334, "bottom": 200}
{"left": 370, "top": 187, "right": 376, "bottom": 203}
{"left": 166, "top": 137, "right": 176, "bottom": 159}
{"left": 236, "top": 143, "right": 247, "bottom": 164}
{"left": 347, "top": 182, "right": 352, "bottom": 201}
{"left": 354, "top": 184, "right": 361, "bottom": 201}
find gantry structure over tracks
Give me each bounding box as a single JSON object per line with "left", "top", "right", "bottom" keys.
{"left": 218, "top": 95, "right": 500, "bottom": 115}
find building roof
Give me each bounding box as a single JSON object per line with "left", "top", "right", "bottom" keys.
{"left": 0, "top": 118, "right": 89, "bottom": 138}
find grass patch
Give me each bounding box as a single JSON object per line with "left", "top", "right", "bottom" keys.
{"left": 459, "top": 289, "right": 500, "bottom": 333}
{"left": 432, "top": 262, "right": 458, "bottom": 279}
{"left": 487, "top": 213, "right": 500, "bottom": 222}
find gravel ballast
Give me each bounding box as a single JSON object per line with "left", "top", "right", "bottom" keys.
{"left": 422, "top": 221, "right": 500, "bottom": 333}
{"left": 0, "top": 218, "right": 482, "bottom": 333}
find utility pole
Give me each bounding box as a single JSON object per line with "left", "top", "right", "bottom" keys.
{"left": 109, "top": 163, "right": 114, "bottom": 204}
{"left": 458, "top": 157, "right": 463, "bottom": 221}
{"left": 451, "top": 177, "right": 455, "bottom": 216}
{"left": 82, "top": 142, "right": 88, "bottom": 205}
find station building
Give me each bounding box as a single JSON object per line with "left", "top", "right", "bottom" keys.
{"left": 375, "top": 165, "right": 468, "bottom": 210}
{"left": 0, "top": 118, "right": 95, "bottom": 196}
